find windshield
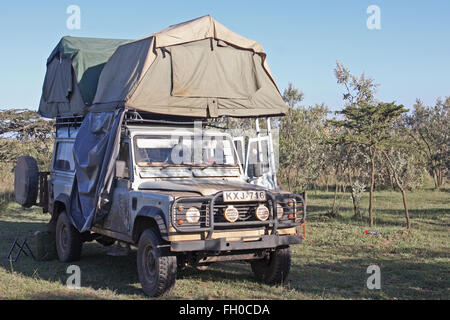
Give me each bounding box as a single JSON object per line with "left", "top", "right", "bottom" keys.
{"left": 133, "top": 134, "right": 239, "bottom": 168}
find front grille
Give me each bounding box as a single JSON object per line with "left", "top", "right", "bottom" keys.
{"left": 213, "top": 203, "right": 262, "bottom": 222}
{"left": 171, "top": 191, "right": 305, "bottom": 233}
{"left": 211, "top": 194, "right": 273, "bottom": 226}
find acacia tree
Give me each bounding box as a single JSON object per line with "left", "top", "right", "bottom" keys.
{"left": 332, "top": 62, "right": 410, "bottom": 228}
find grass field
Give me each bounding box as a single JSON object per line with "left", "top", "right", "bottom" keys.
{"left": 0, "top": 189, "right": 448, "bottom": 300}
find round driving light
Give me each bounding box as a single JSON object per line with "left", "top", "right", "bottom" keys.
{"left": 185, "top": 207, "right": 201, "bottom": 224}
{"left": 224, "top": 205, "right": 239, "bottom": 223}
{"left": 256, "top": 205, "right": 270, "bottom": 221}
{"left": 276, "top": 203, "right": 284, "bottom": 219}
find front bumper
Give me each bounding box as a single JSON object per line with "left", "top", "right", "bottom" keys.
{"left": 170, "top": 234, "right": 302, "bottom": 252}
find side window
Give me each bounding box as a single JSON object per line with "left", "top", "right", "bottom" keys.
{"left": 118, "top": 142, "right": 131, "bottom": 179}
{"left": 54, "top": 141, "right": 75, "bottom": 171}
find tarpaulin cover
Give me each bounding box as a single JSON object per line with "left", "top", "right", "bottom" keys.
{"left": 91, "top": 15, "right": 288, "bottom": 118}
{"left": 38, "top": 36, "right": 130, "bottom": 118}
{"left": 69, "top": 110, "right": 125, "bottom": 232}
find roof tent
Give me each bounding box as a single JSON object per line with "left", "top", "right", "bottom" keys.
{"left": 91, "top": 15, "right": 288, "bottom": 118}
{"left": 38, "top": 36, "right": 131, "bottom": 118}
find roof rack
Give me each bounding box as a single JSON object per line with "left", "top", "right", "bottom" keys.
{"left": 53, "top": 111, "right": 230, "bottom": 130}
{"left": 54, "top": 115, "right": 84, "bottom": 128}
{"left": 124, "top": 110, "right": 228, "bottom": 130}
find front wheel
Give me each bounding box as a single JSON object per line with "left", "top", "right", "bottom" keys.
{"left": 250, "top": 247, "right": 291, "bottom": 285}
{"left": 137, "top": 229, "right": 177, "bottom": 297}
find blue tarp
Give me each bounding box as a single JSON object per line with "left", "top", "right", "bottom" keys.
{"left": 69, "top": 110, "right": 125, "bottom": 232}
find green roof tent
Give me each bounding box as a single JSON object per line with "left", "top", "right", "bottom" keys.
{"left": 38, "top": 36, "right": 131, "bottom": 118}
{"left": 91, "top": 15, "right": 288, "bottom": 118}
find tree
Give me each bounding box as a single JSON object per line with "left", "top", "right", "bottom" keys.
{"left": 332, "top": 62, "right": 410, "bottom": 228}
{"left": 404, "top": 98, "right": 449, "bottom": 188}
{"left": 0, "top": 109, "right": 54, "bottom": 169}
{"left": 279, "top": 84, "right": 329, "bottom": 192}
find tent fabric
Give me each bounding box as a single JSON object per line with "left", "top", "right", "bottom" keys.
{"left": 38, "top": 36, "right": 130, "bottom": 118}
{"left": 69, "top": 110, "right": 125, "bottom": 232}
{"left": 92, "top": 15, "right": 288, "bottom": 118}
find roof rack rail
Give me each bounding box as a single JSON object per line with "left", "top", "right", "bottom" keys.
{"left": 124, "top": 110, "right": 228, "bottom": 129}
{"left": 55, "top": 115, "right": 84, "bottom": 128}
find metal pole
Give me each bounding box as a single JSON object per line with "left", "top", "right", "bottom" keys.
{"left": 266, "top": 118, "right": 278, "bottom": 188}
{"left": 255, "top": 118, "right": 263, "bottom": 166}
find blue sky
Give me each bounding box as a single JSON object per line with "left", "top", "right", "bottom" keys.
{"left": 0, "top": 0, "right": 449, "bottom": 111}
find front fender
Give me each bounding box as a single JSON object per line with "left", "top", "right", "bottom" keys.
{"left": 134, "top": 206, "right": 169, "bottom": 241}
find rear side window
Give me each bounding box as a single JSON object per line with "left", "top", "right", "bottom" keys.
{"left": 54, "top": 141, "right": 75, "bottom": 171}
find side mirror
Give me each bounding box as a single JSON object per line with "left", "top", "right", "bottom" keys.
{"left": 115, "top": 160, "right": 126, "bottom": 179}
{"left": 251, "top": 162, "right": 263, "bottom": 178}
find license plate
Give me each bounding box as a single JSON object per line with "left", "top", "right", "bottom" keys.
{"left": 223, "top": 191, "right": 266, "bottom": 202}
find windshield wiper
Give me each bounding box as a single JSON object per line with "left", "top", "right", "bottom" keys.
{"left": 198, "top": 163, "right": 239, "bottom": 170}
{"left": 159, "top": 163, "right": 238, "bottom": 171}
{"left": 159, "top": 164, "right": 203, "bottom": 170}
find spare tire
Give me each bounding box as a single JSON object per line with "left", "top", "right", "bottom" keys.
{"left": 14, "top": 156, "right": 39, "bottom": 208}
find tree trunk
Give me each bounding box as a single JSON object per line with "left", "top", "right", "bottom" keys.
{"left": 336, "top": 184, "right": 347, "bottom": 213}
{"left": 286, "top": 168, "right": 291, "bottom": 192}
{"left": 432, "top": 169, "right": 439, "bottom": 189}
{"left": 369, "top": 148, "right": 376, "bottom": 227}
{"left": 348, "top": 173, "right": 360, "bottom": 218}
{"left": 438, "top": 168, "right": 443, "bottom": 188}
{"left": 329, "top": 182, "right": 339, "bottom": 217}
{"left": 381, "top": 150, "right": 411, "bottom": 230}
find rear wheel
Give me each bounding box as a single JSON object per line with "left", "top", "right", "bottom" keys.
{"left": 250, "top": 247, "right": 291, "bottom": 285}
{"left": 55, "top": 211, "right": 82, "bottom": 262}
{"left": 137, "top": 229, "right": 177, "bottom": 297}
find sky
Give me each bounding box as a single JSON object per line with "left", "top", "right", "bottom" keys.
{"left": 0, "top": 0, "right": 449, "bottom": 112}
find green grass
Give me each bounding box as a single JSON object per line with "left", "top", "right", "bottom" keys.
{"left": 0, "top": 189, "right": 448, "bottom": 300}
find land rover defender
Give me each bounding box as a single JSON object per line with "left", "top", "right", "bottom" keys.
{"left": 30, "top": 114, "right": 304, "bottom": 297}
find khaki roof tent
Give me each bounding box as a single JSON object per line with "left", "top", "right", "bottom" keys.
{"left": 92, "top": 15, "right": 288, "bottom": 118}
{"left": 39, "top": 15, "right": 288, "bottom": 119}
{"left": 38, "top": 36, "right": 131, "bottom": 118}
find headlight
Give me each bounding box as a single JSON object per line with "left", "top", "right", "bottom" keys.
{"left": 276, "top": 203, "right": 284, "bottom": 219}
{"left": 185, "top": 207, "right": 201, "bottom": 224}
{"left": 255, "top": 205, "right": 270, "bottom": 221}
{"left": 224, "top": 205, "right": 239, "bottom": 223}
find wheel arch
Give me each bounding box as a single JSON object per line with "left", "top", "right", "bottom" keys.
{"left": 51, "top": 194, "right": 71, "bottom": 223}
{"left": 132, "top": 206, "right": 169, "bottom": 243}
